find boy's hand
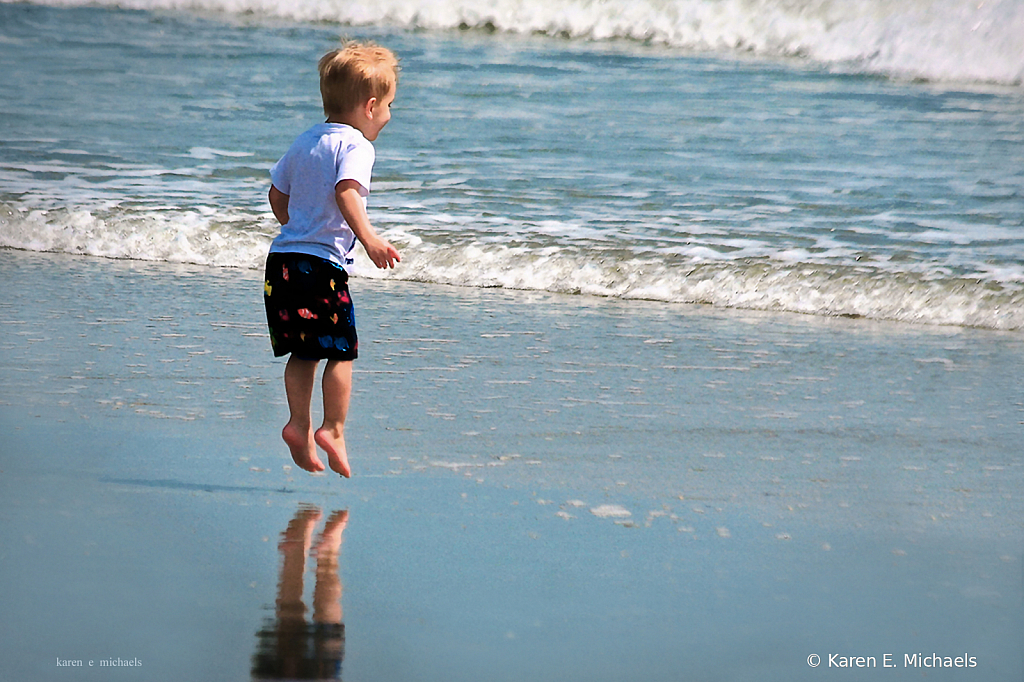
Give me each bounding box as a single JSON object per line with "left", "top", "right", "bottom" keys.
{"left": 364, "top": 236, "right": 401, "bottom": 269}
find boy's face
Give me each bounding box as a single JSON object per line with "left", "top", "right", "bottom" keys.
{"left": 363, "top": 85, "right": 395, "bottom": 142}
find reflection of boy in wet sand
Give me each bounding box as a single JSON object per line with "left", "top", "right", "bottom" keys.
{"left": 252, "top": 506, "right": 349, "bottom": 680}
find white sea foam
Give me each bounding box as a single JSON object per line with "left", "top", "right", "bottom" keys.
{"left": 16, "top": 0, "right": 1024, "bottom": 85}
{"left": 3, "top": 202, "right": 1021, "bottom": 330}
{"left": 0, "top": 202, "right": 274, "bottom": 268}
{"left": 350, "top": 237, "right": 1024, "bottom": 330}
{"left": 590, "top": 504, "right": 632, "bottom": 518}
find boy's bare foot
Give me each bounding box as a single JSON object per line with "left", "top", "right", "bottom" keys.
{"left": 283, "top": 422, "right": 325, "bottom": 472}
{"left": 314, "top": 426, "right": 351, "bottom": 478}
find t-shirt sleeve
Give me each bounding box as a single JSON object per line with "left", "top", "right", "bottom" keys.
{"left": 269, "top": 155, "right": 291, "bottom": 195}
{"left": 336, "top": 139, "right": 375, "bottom": 195}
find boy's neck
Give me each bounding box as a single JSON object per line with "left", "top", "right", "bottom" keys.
{"left": 326, "top": 112, "right": 373, "bottom": 141}
{"left": 326, "top": 113, "right": 367, "bottom": 138}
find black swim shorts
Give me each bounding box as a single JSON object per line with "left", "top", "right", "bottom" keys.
{"left": 263, "top": 252, "right": 358, "bottom": 361}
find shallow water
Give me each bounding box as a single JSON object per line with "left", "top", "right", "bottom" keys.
{"left": 1, "top": 250, "right": 1021, "bottom": 680}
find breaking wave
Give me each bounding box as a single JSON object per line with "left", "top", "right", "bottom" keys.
{"left": 10, "top": 0, "right": 1024, "bottom": 85}
{"left": 3, "top": 202, "right": 1021, "bottom": 330}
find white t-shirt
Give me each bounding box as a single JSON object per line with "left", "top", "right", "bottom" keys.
{"left": 269, "top": 123, "right": 375, "bottom": 266}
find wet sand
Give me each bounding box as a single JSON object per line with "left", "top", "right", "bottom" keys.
{"left": 1, "top": 249, "right": 1022, "bottom": 681}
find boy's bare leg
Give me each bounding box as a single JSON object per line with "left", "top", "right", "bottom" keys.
{"left": 314, "top": 360, "right": 352, "bottom": 478}
{"left": 283, "top": 356, "right": 326, "bottom": 472}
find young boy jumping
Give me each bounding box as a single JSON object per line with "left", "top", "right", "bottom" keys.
{"left": 264, "top": 42, "right": 400, "bottom": 477}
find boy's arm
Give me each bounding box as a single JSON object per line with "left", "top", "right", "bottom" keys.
{"left": 269, "top": 185, "right": 289, "bottom": 226}
{"left": 335, "top": 180, "right": 400, "bottom": 269}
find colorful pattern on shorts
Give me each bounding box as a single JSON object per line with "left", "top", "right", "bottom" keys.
{"left": 263, "top": 253, "right": 358, "bottom": 361}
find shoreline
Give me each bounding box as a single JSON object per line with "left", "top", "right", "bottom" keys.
{"left": 3, "top": 246, "right": 1023, "bottom": 335}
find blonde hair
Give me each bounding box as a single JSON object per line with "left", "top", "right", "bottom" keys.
{"left": 318, "top": 42, "right": 399, "bottom": 117}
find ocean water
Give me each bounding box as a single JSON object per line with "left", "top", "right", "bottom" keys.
{"left": 1, "top": 0, "right": 1023, "bottom": 329}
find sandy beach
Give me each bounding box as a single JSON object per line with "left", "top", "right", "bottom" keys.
{"left": 1, "top": 249, "right": 1021, "bottom": 681}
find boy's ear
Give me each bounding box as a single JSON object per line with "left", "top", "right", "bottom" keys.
{"left": 364, "top": 96, "right": 379, "bottom": 119}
